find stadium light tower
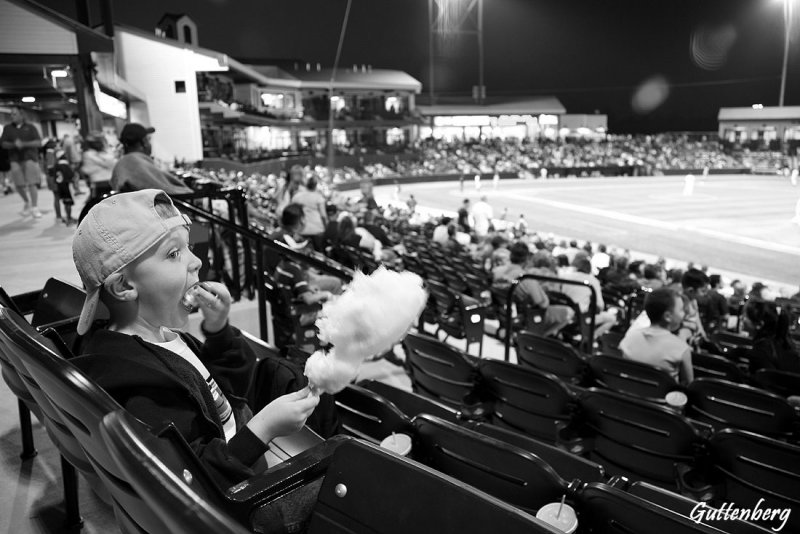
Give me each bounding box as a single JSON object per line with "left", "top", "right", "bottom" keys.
{"left": 428, "top": 0, "right": 485, "bottom": 104}
{"left": 779, "top": 0, "right": 795, "bottom": 106}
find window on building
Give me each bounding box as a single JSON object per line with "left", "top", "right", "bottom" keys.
{"left": 175, "top": 80, "right": 186, "bottom": 93}
{"left": 183, "top": 25, "right": 193, "bottom": 44}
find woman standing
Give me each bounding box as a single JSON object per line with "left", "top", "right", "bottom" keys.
{"left": 81, "top": 134, "right": 117, "bottom": 200}
{"left": 291, "top": 175, "right": 328, "bottom": 251}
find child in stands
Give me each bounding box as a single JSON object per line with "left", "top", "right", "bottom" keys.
{"left": 619, "top": 287, "right": 694, "bottom": 385}
{"left": 71, "top": 189, "right": 320, "bottom": 490}
{"left": 47, "top": 150, "right": 75, "bottom": 224}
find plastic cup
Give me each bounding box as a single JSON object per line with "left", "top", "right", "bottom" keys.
{"left": 379, "top": 433, "right": 412, "bottom": 457}
{"left": 665, "top": 390, "right": 688, "bottom": 409}
{"left": 536, "top": 502, "right": 578, "bottom": 534}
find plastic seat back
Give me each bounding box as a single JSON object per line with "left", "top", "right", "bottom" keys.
{"left": 412, "top": 414, "right": 566, "bottom": 514}
{"left": 590, "top": 354, "right": 680, "bottom": 402}
{"left": 478, "top": 360, "right": 575, "bottom": 443}
{"left": 687, "top": 378, "right": 799, "bottom": 438}
{"left": 692, "top": 351, "right": 746, "bottom": 382}
{"left": 708, "top": 429, "right": 800, "bottom": 533}
{"left": 515, "top": 330, "right": 588, "bottom": 384}
{"left": 578, "top": 388, "right": 702, "bottom": 486}
{"left": 308, "top": 439, "right": 557, "bottom": 534}
{"left": 357, "top": 379, "right": 461, "bottom": 423}
{"left": 333, "top": 384, "right": 412, "bottom": 444}
{"left": 575, "top": 482, "right": 729, "bottom": 534}
{"left": 402, "top": 332, "right": 478, "bottom": 407}
{"left": 627, "top": 481, "right": 773, "bottom": 534}
{"left": 752, "top": 368, "right": 800, "bottom": 399}
{"left": 100, "top": 410, "right": 249, "bottom": 534}
{"left": 463, "top": 420, "right": 606, "bottom": 485}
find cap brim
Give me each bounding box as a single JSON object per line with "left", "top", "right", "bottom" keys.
{"left": 76, "top": 287, "right": 100, "bottom": 336}
{"left": 145, "top": 127, "right": 155, "bottom": 134}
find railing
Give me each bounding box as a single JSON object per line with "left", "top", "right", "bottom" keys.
{"left": 502, "top": 274, "right": 598, "bottom": 362}
{"left": 173, "top": 191, "right": 353, "bottom": 341}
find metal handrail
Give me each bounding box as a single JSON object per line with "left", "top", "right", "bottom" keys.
{"left": 502, "top": 273, "right": 598, "bottom": 362}
{"left": 172, "top": 197, "right": 353, "bottom": 341}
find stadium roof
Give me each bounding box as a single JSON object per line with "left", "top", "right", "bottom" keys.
{"left": 285, "top": 68, "right": 422, "bottom": 93}
{"left": 718, "top": 106, "right": 800, "bottom": 122}
{"left": 416, "top": 96, "right": 566, "bottom": 116}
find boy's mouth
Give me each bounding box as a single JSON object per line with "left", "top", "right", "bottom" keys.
{"left": 180, "top": 283, "right": 201, "bottom": 312}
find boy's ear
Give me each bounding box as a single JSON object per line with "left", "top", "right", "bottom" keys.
{"left": 103, "top": 272, "right": 137, "bottom": 301}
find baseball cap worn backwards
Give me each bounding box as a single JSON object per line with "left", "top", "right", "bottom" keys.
{"left": 72, "top": 189, "right": 191, "bottom": 335}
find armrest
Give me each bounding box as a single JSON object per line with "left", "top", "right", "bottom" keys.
{"left": 555, "top": 420, "right": 592, "bottom": 455}
{"left": 224, "top": 435, "right": 350, "bottom": 511}
{"left": 675, "top": 462, "right": 716, "bottom": 502}
{"left": 9, "top": 289, "right": 41, "bottom": 316}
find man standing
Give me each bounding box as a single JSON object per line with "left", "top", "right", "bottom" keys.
{"left": 110, "top": 123, "right": 192, "bottom": 194}
{"left": 1, "top": 107, "right": 42, "bottom": 218}
{"left": 471, "top": 195, "right": 493, "bottom": 238}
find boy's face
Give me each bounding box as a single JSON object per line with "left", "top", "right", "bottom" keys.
{"left": 666, "top": 295, "right": 685, "bottom": 331}
{"left": 124, "top": 226, "right": 201, "bottom": 329}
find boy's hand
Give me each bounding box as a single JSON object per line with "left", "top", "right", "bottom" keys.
{"left": 247, "top": 387, "right": 320, "bottom": 444}
{"left": 196, "top": 281, "right": 231, "bottom": 334}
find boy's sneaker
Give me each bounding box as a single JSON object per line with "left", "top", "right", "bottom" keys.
{"left": 32, "top": 208, "right": 42, "bottom": 218}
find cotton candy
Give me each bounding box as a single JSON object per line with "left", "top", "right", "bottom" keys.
{"left": 304, "top": 267, "right": 427, "bottom": 394}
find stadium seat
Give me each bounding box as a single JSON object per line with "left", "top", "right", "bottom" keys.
{"left": 624, "top": 480, "right": 772, "bottom": 534}
{"left": 751, "top": 368, "right": 800, "bottom": 399}
{"left": 515, "top": 330, "right": 590, "bottom": 385}
{"left": 0, "top": 306, "right": 102, "bottom": 529}
{"left": 589, "top": 354, "right": 682, "bottom": 403}
{"left": 357, "top": 379, "right": 462, "bottom": 423}
{"left": 99, "top": 410, "right": 253, "bottom": 534}
{"left": 686, "top": 378, "right": 800, "bottom": 439}
{"left": 691, "top": 350, "right": 747, "bottom": 382}
{"left": 695, "top": 429, "right": 800, "bottom": 533}
{"left": 333, "top": 384, "right": 413, "bottom": 444}
{"left": 0, "top": 301, "right": 39, "bottom": 460}
{"left": 477, "top": 360, "right": 577, "bottom": 444}
{"left": 426, "top": 279, "right": 487, "bottom": 357}
{"left": 573, "top": 482, "right": 742, "bottom": 534}
{"left": 463, "top": 420, "right": 607, "bottom": 484}
{"left": 566, "top": 388, "right": 708, "bottom": 488}
{"left": 411, "top": 414, "right": 568, "bottom": 515}
{"left": 402, "top": 331, "right": 480, "bottom": 409}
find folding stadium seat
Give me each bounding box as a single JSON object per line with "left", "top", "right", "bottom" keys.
{"left": 477, "top": 360, "right": 577, "bottom": 444}
{"left": 411, "top": 414, "right": 569, "bottom": 516}
{"left": 751, "top": 368, "right": 800, "bottom": 399}
{"left": 439, "top": 264, "right": 469, "bottom": 294}
{"left": 623, "top": 480, "right": 773, "bottom": 534}
{"left": 515, "top": 330, "right": 590, "bottom": 386}
{"left": 564, "top": 388, "right": 709, "bottom": 489}
{"left": 589, "top": 354, "right": 682, "bottom": 403}
{"left": 401, "top": 331, "right": 480, "bottom": 410}
{"left": 686, "top": 378, "right": 800, "bottom": 440}
{"left": 262, "top": 271, "right": 321, "bottom": 351}
{"left": 573, "top": 482, "right": 754, "bottom": 534}
{"left": 0, "top": 298, "right": 39, "bottom": 460}
{"left": 426, "top": 279, "right": 487, "bottom": 356}
{"left": 333, "top": 384, "right": 413, "bottom": 444}
{"left": 357, "top": 379, "right": 462, "bottom": 423}
{"left": 691, "top": 350, "right": 747, "bottom": 382}
{"left": 0, "top": 307, "right": 103, "bottom": 529}
{"left": 490, "top": 284, "right": 549, "bottom": 346}
{"left": 597, "top": 329, "right": 624, "bottom": 358}
{"left": 683, "top": 429, "right": 800, "bottom": 533}
{"left": 99, "top": 410, "right": 253, "bottom": 534}
{"left": 303, "top": 438, "right": 560, "bottom": 533}
{"left": 462, "top": 421, "right": 607, "bottom": 485}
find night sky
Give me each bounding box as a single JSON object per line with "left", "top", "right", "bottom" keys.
{"left": 37, "top": 0, "right": 799, "bottom": 132}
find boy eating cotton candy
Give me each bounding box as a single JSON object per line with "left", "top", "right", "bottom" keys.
{"left": 71, "top": 189, "right": 319, "bottom": 488}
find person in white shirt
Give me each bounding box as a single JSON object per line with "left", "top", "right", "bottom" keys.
{"left": 470, "top": 195, "right": 493, "bottom": 238}
{"left": 619, "top": 287, "right": 694, "bottom": 385}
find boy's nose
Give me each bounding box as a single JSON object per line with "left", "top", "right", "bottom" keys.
{"left": 188, "top": 251, "right": 202, "bottom": 272}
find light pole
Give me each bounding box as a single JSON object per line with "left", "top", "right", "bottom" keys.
{"left": 779, "top": 0, "right": 794, "bottom": 106}
{"left": 428, "top": 0, "right": 485, "bottom": 105}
